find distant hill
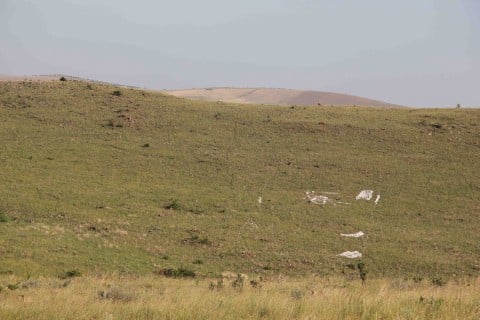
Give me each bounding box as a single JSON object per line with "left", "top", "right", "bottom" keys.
{"left": 0, "top": 75, "right": 401, "bottom": 107}
{"left": 165, "top": 87, "right": 403, "bottom": 107}
{"left": 0, "top": 74, "right": 62, "bottom": 82}
{"left": 0, "top": 74, "right": 139, "bottom": 88}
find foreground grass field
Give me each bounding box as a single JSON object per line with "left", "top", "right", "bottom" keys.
{"left": 1, "top": 275, "right": 479, "bottom": 319}
{"left": 0, "top": 80, "right": 479, "bottom": 282}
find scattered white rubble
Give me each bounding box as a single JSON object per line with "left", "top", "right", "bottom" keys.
{"left": 374, "top": 194, "right": 381, "bottom": 205}
{"left": 356, "top": 190, "right": 374, "bottom": 200}
{"left": 305, "top": 191, "right": 329, "bottom": 205}
{"left": 340, "top": 231, "right": 365, "bottom": 238}
{"left": 338, "top": 251, "right": 363, "bottom": 259}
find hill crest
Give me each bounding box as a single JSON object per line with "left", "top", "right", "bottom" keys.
{"left": 164, "top": 87, "right": 403, "bottom": 107}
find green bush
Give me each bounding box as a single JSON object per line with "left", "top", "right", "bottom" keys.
{"left": 0, "top": 213, "right": 9, "bottom": 223}
{"left": 164, "top": 199, "right": 180, "bottom": 210}
{"left": 59, "top": 270, "right": 82, "bottom": 279}
{"left": 159, "top": 267, "right": 196, "bottom": 278}
{"left": 358, "top": 262, "right": 367, "bottom": 284}
{"left": 7, "top": 284, "right": 19, "bottom": 291}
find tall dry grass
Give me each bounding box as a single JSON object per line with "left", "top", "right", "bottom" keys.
{"left": 1, "top": 275, "right": 479, "bottom": 319}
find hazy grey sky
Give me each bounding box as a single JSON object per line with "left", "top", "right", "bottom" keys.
{"left": 1, "top": 0, "right": 479, "bottom": 107}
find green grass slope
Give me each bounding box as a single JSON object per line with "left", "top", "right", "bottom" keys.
{"left": 0, "top": 80, "right": 479, "bottom": 279}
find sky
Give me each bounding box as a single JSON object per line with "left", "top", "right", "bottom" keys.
{"left": 1, "top": 0, "right": 479, "bottom": 107}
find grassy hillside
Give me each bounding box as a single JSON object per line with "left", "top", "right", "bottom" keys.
{"left": 0, "top": 80, "right": 479, "bottom": 280}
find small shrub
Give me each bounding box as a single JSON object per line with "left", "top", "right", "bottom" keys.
{"left": 209, "top": 279, "right": 224, "bottom": 291}
{"left": 7, "top": 284, "right": 19, "bottom": 291}
{"left": 59, "top": 270, "right": 82, "bottom": 279}
{"left": 291, "top": 289, "right": 304, "bottom": 300}
{"left": 59, "top": 76, "right": 67, "bottom": 81}
{"left": 19, "top": 279, "right": 39, "bottom": 289}
{"left": 0, "top": 213, "right": 9, "bottom": 223}
{"left": 431, "top": 276, "right": 446, "bottom": 287}
{"left": 192, "top": 259, "right": 203, "bottom": 265}
{"left": 98, "top": 287, "right": 134, "bottom": 302}
{"left": 142, "top": 143, "right": 150, "bottom": 148}
{"left": 198, "top": 237, "right": 211, "bottom": 245}
{"left": 250, "top": 279, "right": 261, "bottom": 288}
{"left": 159, "top": 267, "right": 196, "bottom": 278}
{"left": 258, "top": 307, "right": 270, "bottom": 318}
{"left": 106, "top": 119, "right": 115, "bottom": 127}
{"left": 232, "top": 273, "right": 244, "bottom": 291}
{"left": 86, "top": 84, "right": 92, "bottom": 90}
{"left": 183, "top": 235, "right": 211, "bottom": 246}
{"left": 164, "top": 199, "right": 180, "bottom": 210}
{"left": 357, "top": 262, "right": 367, "bottom": 284}
{"left": 112, "top": 90, "right": 122, "bottom": 96}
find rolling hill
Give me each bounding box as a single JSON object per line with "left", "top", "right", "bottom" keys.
{"left": 164, "top": 87, "right": 403, "bottom": 107}
{"left": 0, "top": 78, "right": 479, "bottom": 280}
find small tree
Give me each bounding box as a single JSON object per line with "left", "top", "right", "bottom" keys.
{"left": 456, "top": 103, "right": 461, "bottom": 108}
{"left": 358, "top": 262, "right": 367, "bottom": 284}
{"left": 59, "top": 76, "right": 67, "bottom": 81}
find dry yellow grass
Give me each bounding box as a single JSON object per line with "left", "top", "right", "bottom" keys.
{"left": 1, "top": 275, "right": 479, "bottom": 319}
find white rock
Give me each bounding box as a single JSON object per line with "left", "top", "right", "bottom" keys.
{"left": 374, "top": 194, "right": 381, "bottom": 205}
{"left": 305, "top": 191, "right": 329, "bottom": 205}
{"left": 356, "top": 190, "right": 374, "bottom": 200}
{"left": 340, "top": 231, "right": 365, "bottom": 238}
{"left": 338, "top": 251, "right": 363, "bottom": 259}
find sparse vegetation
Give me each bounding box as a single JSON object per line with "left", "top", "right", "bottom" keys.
{"left": 231, "top": 273, "right": 245, "bottom": 291}
{"left": 7, "top": 283, "right": 19, "bottom": 291}
{"left": 158, "top": 267, "right": 196, "bottom": 278}
{"left": 357, "top": 261, "right": 367, "bottom": 284}
{"left": 164, "top": 199, "right": 180, "bottom": 210}
{"left": 183, "top": 234, "right": 211, "bottom": 246}
{"left": 98, "top": 286, "right": 135, "bottom": 302}
{"left": 0, "top": 213, "right": 9, "bottom": 223}
{"left": 59, "top": 270, "right": 82, "bottom": 279}
{"left": 431, "top": 276, "right": 446, "bottom": 287}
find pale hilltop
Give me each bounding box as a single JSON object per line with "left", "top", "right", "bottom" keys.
{"left": 165, "top": 87, "right": 403, "bottom": 107}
